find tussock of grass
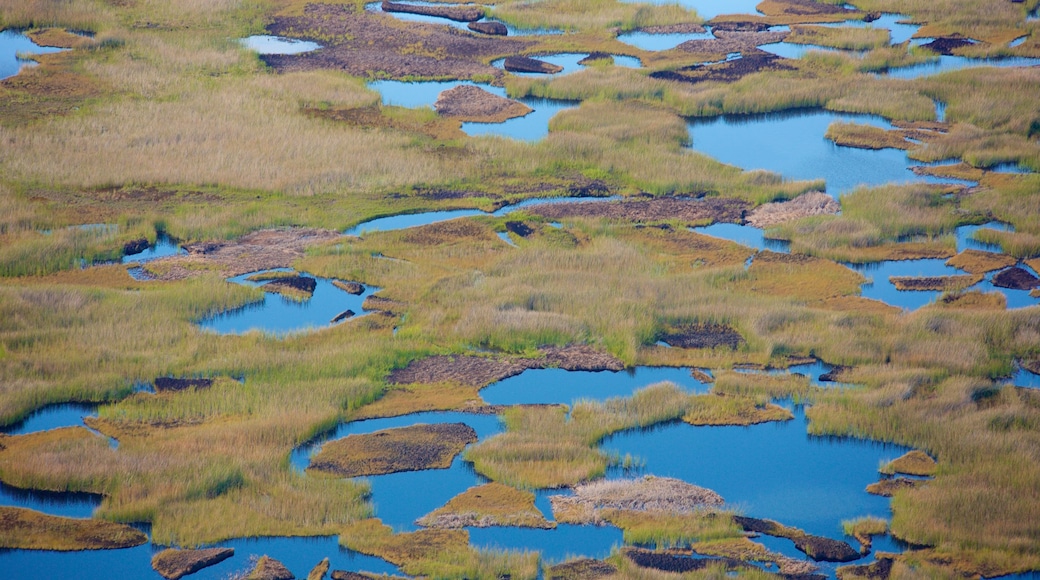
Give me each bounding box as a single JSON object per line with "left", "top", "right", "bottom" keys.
{"left": 0, "top": 506, "right": 148, "bottom": 550}
{"left": 946, "top": 250, "right": 1017, "bottom": 275}
{"left": 881, "top": 450, "right": 938, "bottom": 476}
{"left": 417, "top": 482, "right": 554, "bottom": 529}
{"left": 682, "top": 394, "right": 793, "bottom": 426}
{"left": 308, "top": 423, "right": 477, "bottom": 477}
{"left": 787, "top": 25, "right": 890, "bottom": 51}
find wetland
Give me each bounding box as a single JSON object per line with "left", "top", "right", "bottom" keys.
{"left": 2, "top": 0, "right": 1040, "bottom": 578}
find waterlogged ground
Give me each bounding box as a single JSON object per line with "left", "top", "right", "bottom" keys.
{"left": 0, "top": 29, "right": 65, "bottom": 80}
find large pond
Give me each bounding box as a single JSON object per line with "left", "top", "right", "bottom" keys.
{"left": 0, "top": 29, "right": 66, "bottom": 80}
{"left": 198, "top": 269, "right": 378, "bottom": 335}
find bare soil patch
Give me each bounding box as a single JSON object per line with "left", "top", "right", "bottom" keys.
{"left": 265, "top": 5, "right": 531, "bottom": 80}
{"left": 624, "top": 548, "right": 748, "bottom": 574}
{"left": 652, "top": 50, "right": 795, "bottom": 84}
{"left": 504, "top": 56, "right": 564, "bottom": 74}
{"left": 434, "top": 85, "right": 532, "bottom": 123}
{"left": 659, "top": 323, "right": 744, "bottom": 349}
{"left": 382, "top": 1, "right": 484, "bottom": 22}
{"left": 388, "top": 345, "right": 624, "bottom": 388}
{"left": 551, "top": 476, "right": 724, "bottom": 524}
{"left": 746, "top": 191, "right": 839, "bottom": 228}
{"left": 993, "top": 267, "right": 1039, "bottom": 290}
{"left": 0, "top": 506, "right": 148, "bottom": 550}
{"left": 528, "top": 197, "right": 748, "bottom": 225}
{"left": 837, "top": 556, "right": 895, "bottom": 580}
{"left": 638, "top": 23, "right": 708, "bottom": 34}
{"left": 308, "top": 423, "right": 477, "bottom": 477}
{"left": 469, "top": 22, "right": 507, "bottom": 35}
{"left": 732, "top": 516, "right": 860, "bottom": 562}
{"left": 144, "top": 228, "right": 341, "bottom": 281}
{"left": 152, "top": 548, "right": 234, "bottom": 580}
{"left": 548, "top": 559, "right": 618, "bottom": 580}
{"left": 888, "top": 275, "right": 981, "bottom": 291}
{"left": 920, "top": 37, "right": 976, "bottom": 55}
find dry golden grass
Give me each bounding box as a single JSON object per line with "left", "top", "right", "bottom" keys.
{"left": 417, "top": 482, "right": 554, "bottom": 529}
{"left": 307, "top": 423, "right": 476, "bottom": 477}
{"left": 889, "top": 275, "right": 982, "bottom": 292}
{"left": 738, "top": 251, "right": 865, "bottom": 302}
{"left": 682, "top": 394, "right": 793, "bottom": 426}
{"left": 0, "top": 506, "right": 148, "bottom": 550}
{"left": 826, "top": 122, "right": 913, "bottom": 151}
{"left": 352, "top": 382, "right": 483, "bottom": 420}
{"left": 946, "top": 250, "right": 1017, "bottom": 275}
{"left": 881, "top": 450, "right": 938, "bottom": 477}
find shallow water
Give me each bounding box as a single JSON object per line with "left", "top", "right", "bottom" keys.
{"left": 0, "top": 535, "right": 402, "bottom": 580}
{"left": 239, "top": 35, "right": 321, "bottom": 54}
{"left": 602, "top": 406, "right": 908, "bottom": 539}
{"left": 0, "top": 481, "right": 100, "bottom": 519}
{"left": 120, "top": 234, "right": 185, "bottom": 264}
{"left": 819, "top": 14, "right": 919, "bottom": 45}
{"left": 687, "top": 110, "right": 972, "bottom": 196}
{"left": 1, "top": 403, "right": 99, "bottom": 436}
{"left": 0, "top": 29, "right": 66, "bottom": 80}
{"left": 617, "top": 28, "right": 715, "bottom": 51}
{"left": 480, "top": 366, "right": 711, "bottom": 406}
{"left": 618, "top": 0, "right": 762, "bottom": 20}
{"left": 491, "top": 53, "right": 641, "bottom": 75}
{"left": 690, "top": 222, "right": 791, "bottom": 252}
{"left": 847, "top": 258, "right": 966, "bottom": 311}
{"left": 198, "top": 269, "right": 378, "bottom": 335}
{"left": 1013, "top": 365, "right": 1040, "bottom": 389}
{"left": 881, "top": 54, "right": 1040, "bottom": 80}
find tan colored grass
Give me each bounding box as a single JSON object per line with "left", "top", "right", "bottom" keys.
{"left": 881, "top": 450, "right": 938, "bottom": 477}
{"left": 946, "top": 250, "right": 1017, "bottom": 275}
{"left": 0, "top": 506, "right": 148, "bottom": 550}
{"left": 417, "top": 482, "right": 554, "bottom": 529}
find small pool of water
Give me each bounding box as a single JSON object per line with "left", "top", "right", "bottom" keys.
{"left": 0, "top": 535, "right": 401, "bottom": 580}
{"left": 758, "top": 41, "right": 855, "bottom": 59}
{"left": 1009, "top": 36, "right": 1028, "bottom": 48}
{"left": 880, "top": 54, "right": 1040, "bottom": 80}
{"left": 690, "top": 223, "right": 791, "bottom": 252}
{"left": 618, "top": 0, "right": 761, "bottom": 20}
{"left": 687, "top": 110, "right": 972, "bottom": 197}
{"left": 617, "top": 28, "right": 714, "bottom": 51}
{"left": 602, "top": 405, "right": 909, "bottom": 540}
{"left": 1, "top": 403, "right": 99, "bottom": 436}
{"left": 480, "top": 366, "right": 710, "bottom": 406}
{"left": 0, "top": 481, "right": 100, "bottom": 519}
{"left": 956, "top": 221, "right": 1013, "bottom": 253}
{"left": 0, "top": 29, "right": 66, "bottom": 81}
{"left": 198, "top": 269, "right": 378, "bottom": 336}
{"left": 848, "top": 258, "right": 966, "bottom": 311}
{"left": 492, "top": 53, "right": 641, "bottom": 75}
{"left": 121, "top": 234, "right": 185, "bottom": 264}
{"left": 818, "top": 14, "right": 919, "bottom": 45}
{"left": 239, "top": 35, "right": 321, "bottom": 55}
{"left": 1014, "top": 365, "right": 1040, "bottom": 389}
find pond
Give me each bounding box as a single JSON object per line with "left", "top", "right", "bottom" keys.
{"left": 491, "top": 53, "right": 641, "bottom": 75}
{"left": 197, "top": 269, "right": 378, "bottom": 336}
{"left": 121, "top": 234, "right": 185, "bottom": 264}
{"left": 366, "top": 1, "right": 563, "bottom": 36}
{"left": 618, "top": 0, "right": 762, "bottom": 20}
{"left": 686, "top": 109, "right": 976, "bottom": 197}
{"left": 480, "top": 366, "right": 711, "bottom": 406}
{"left": 617, "top": 28, "right": 715, "bottom": 51}
{"left": 0, "top": 29, "right": 66, "bottom": 81}
{"left": 367, "top": 79, "right": 577, "bottom": 141}
{"left": 238, "top": 34, "right": 321, "bottom": 54}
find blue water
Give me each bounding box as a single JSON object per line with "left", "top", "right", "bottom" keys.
{"left": 690, "top": 223, "right": 791, "bottom": 252}
{"left": 687, "top": 110, "right": 972, "bottom": 197}
{"left": 0, "top": 29, "right": 66, "bottom": 80}
{"left": 848, "top": 258, "right": 965, "bottom": 311}
{"left": 602, "top": 406, "right": 908, "bottom": 539}
{"left": 1, "top": 403, "right": 99, "bottom": 436}
{"left": 239, "top": 35, "right": 320, "bottom": 54}
{"left": 198, "top": 269, "right": 378, "bottom": 335}
{"left": 0, "top": 481, "right": 100, "bottom": 518}
{"left": 492, "top": 53, "right": 641, "bottom": 75}
{"left": 1013, "top": 365, "right": 1040, "bottom": 389}
{"left": 0, "top": 536, "right": 402, "bottom": 580}
{"left": 617, "top": 0, "right": 761, "bottom": 20}
{"left": 759, "top": 42, "right": 853, "bottom": 59}
{"left": 1009, "top": 36, "right": 1028, "bottom": 48}
{"left": 480, "top": 366, "right": 711, "bottom": 406}
{"left": 470, "top": 524, "right": 623, "bottom": 563}
{"left": 617, "top": 28, "right": 715, "bottom": 51}
{"left": 818, "top": 14, "right": 919, "bottom": 45}
{"left": 121, "top": 234, "right": 184, "bottom": 264}
{"left": 882, "top": 54, "right": 1040, "bottom": 80}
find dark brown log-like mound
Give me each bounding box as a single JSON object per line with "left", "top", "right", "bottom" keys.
{"left": 504, "top": 55, "right": 564, "bottom": 74}
{"left": 659, "top": 323, "right": 744, "bottom": 349}
{"left": 154, "top": 377, "right": 213, "bottom": 392}
{"left": 468, "top": 21, "right": 507, "bottom": 35}
{"left": 993, "top": 267, "right": 1039, "bottom": 290}
{"left": 152, "top": 548, "right": 234, "bottom": 580}
{"left": 308, "top": 423, "right": 478, "bottom": 477}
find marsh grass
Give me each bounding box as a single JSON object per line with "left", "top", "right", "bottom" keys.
{"left": 416, "top": 482, "right": 554, "bottom": 529}
{"left": 605, "top": 509, "right": 743, "bottom": 548}
{"left": 0, "top": 506, "right": 148, "bottom": 550}
{"left": 787, "top": 25, "right": 890, "bottom": 50}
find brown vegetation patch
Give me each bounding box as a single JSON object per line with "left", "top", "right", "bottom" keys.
{"left": 265, "top": 5, "right": 529, "bottom": 80}
{"left": 623, "top": 547, "right": 748, "bottom": 574}
{"left": 682, "top": 394, "right": 793, "bottom": 425}
{"left": 469, "top": 21, "right": 507, "bottom": 35}
{"left": 638, "top": 23, "right": 709, "bottom": 34}
{"left": 826, "top": 124, "right": 914, "bottom": 151}
{"left": 308, "top": 423, "right": 477, "bottom": 477}
{"left": 154, "top": 377, "right": 213, "bottom": 393}
{"left": 945, "top": 250, "right": 1016, "bottom": 274}
{"left": 264, "top": 275, "right": 318, "bottom": 297}
{"left": 247, "top": 555, "right": 294, "bottom": 580}
{"left": 746, "top": 192, "right": 840, "bottom": 228}
{"left": 0, "top": 52, "right": 103, "bottom": 126}
{"left": 935, "top": 290, "right": 1006, "bottom": 310}
{"left": 416, "top": 482, "right": 554, "bottom": 528}
{"left": 304, "top": 104, "right": 464, "bottom": 140}
{"left": 26, "top": 28, "right": 93, "bottom": 49}
{"left": 382, "top": 1, "right": 484, "bottom": 22}
{"left": 504, "top": 56, "right": 564, "bottom": 74}
{"left": 362, "top": 295, "right": 407, "bottom": 315}
{"left": 659, "top": 322, "right": 744, "bottom": 349}
{"left": 993, "top": 267, "right": 1039, "bottom": 290}
{"left": 881, "top": 450, "right": 937, "bottom": 476}
{"left": 865, "top": 477, "right": 924, "bottom": 497}
{"left": 434, "top": 85, "right": 532, "bottom": 123}
{"left": 331, "top": 310, "right": 355, "bottom": 323}
{"left": 652, "top": 50, "right": 795, "bottom": 85}
{"left": 817, "top": 296, "right": 901, "bottom": 314}
{"left": 732, "top": 516, "right": 860, "bottom": 562}
{"left": 333, "top": 280, "right": 365, "bottom": 295}
{"left": 152, "top": 548, "right": 235, "bottom": 580}
{"left": 755, "top": 0, "right": 860, "bottom": 23}
{"left": 388, "top": 345, "right": 624, "bottom": 388}
{"left": 837, "top": 556, "right": 895, "bottom": 580}
{"left": 0, "top": 507, "right": 147, "bottom": 550}
{"left": 920, "top": 37, "right": 976, "bottom": 55}
{"left": 578, "top": 52, "right": 613, "bottom": 65}
{"left": 888, "top": 275, "right": 981, "bottom": 291}
{"left": 550, "top": 476, "right": 724, "bottom": 524}
{"left": 145, "top": 228, "right": 341, "bottom": 281}
{"left": 400, "top": 218, "right": 497, "bottom": 246}
{"left": 675, "top": 30, "right": 789, "bottom": 56}
{"left": 307, "top": 558, "right": 329, "bottom": 580}
{"left": 548, "top": 558, "right": 618, "bottom": 580}
{"left": 529, "top": 197, "right": 748, "bottom": 225}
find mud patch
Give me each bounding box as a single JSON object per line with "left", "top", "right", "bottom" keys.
{"left": 993, "top": 266, "right": 1039, "bottom": 290}
{"left": 504, "top": 55, "right": 564, "bottom": 74}
{"left": 920, "top": 37, "right": 976, "bottom": 55}
{"left": 154, "top": 377, "right": 213, "bottom": 393}
{"left": 308, "top": 423, "right": 477, "bottom": 477}
{"left": 551, "top": 476, "right": 724, "bottom": 524}
{"left": 263, "top": 275, "right": 318, "bottom": 298}
{"left": 732, "top": 516, "right": 860, "bottom": 562}
{"left": 469, "top": 21, "right": 507, "bottom": 35}
{"left": 838, "top": 556, "right": 895, "bottom": 580}
{"left": 388, "top": 345, "right": 624, "bottom": 388}
{"left": 548, "top": 558, "right": 618, "bottom": 580}
{"left": 333, "top": 280, "right": 365, "bottom": 295}
{"left": 381, "top": 1, "right": 484, "bottom": 22}
{"left": 658, "top": 323, "right": 744, "bottom": 349}
{"left": 746, "top": 191, "right": 839, "bottom": 228}
{"left": 624, "top": 548, "right": 749, "bottom": 574}
{"left": 676, "top": 30, "right": 788, "bottom": 55}
{"left": 434, "top": 85, "right": 532, "bottom": 123}
{"left": 505, "top": 221, "right": 534, "bottom": 237}
{"left": 528, "top": 197, "right": 748, "bottom": 225}
{"left": 247, "top": 555, "right": 294, "bottom": 580}
{"left": 265, "top": 5, "right": 531, "bottom": 80}
{"left": 651, "top": 49, "right": 795, "bottom": 84}
{"left": 145, "top": 228, "right": 341, "bottom": 281}
{"left": 152, "top": 548, "right": 235, "bottom": 580}
{"left": 0, "top": 506, "right": 148, "bottom": 550}
{"left": 888, "top": 275, "right": 981, "bottom": 291}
